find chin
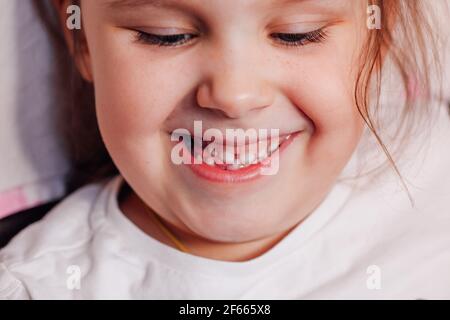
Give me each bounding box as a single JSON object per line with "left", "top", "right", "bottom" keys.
{"left": 182, "top": 204, "right": 286, "bottom": 243}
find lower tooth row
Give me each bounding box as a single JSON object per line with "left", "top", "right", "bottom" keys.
{"left": 227, "top": 163, "right": 248, "bottom": 171}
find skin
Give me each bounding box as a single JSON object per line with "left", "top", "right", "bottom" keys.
{"left": 55, "top": 0, "right": 368, "bottom": 261}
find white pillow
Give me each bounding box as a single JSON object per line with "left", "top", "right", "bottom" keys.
{"left": 0, "top": 0, "right": 70, "bottom": 218}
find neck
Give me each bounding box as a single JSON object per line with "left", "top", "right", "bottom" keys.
{"left": 119, "top": 185, "right": 293, "bottom": 262}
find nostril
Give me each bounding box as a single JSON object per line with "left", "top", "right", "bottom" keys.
{"left": 196, "top": 79, "right": 274, "bottom": 119}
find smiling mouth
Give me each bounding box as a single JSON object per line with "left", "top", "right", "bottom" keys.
{"left": 185, "top": 133, "right": 294, "bottom": 170}
{"left": 173, "top": 131, "right": 303, "bottom": 183}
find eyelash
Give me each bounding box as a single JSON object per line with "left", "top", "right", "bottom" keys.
{"left": 135, "top": 32, "right": 197, "bottom": 47}
{"left": 134, "top": 28, "right": 327, "bottom": 48}
{"left": 270, "top": 29, "right": 327, "bottom": 47}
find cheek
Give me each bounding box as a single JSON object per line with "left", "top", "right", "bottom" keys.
{"left": 280, "top": 35, "right": 365, "bottom": 164}
{"left": 86, "top": 36, "right": 207, "bottom": 195}
{"left": 292, "top": 30, "right": 363, "bottom": 128}
{"left": 93, "top": 58, "right": 175, "bottom": 140}
{"left": 81, "top": 8, "right": 176, "bottom": 139}
{"left": 85, "top": 46, "right": 183, "bottom": 185}
{"left": 87, "top": 33, "right": 194, "bottom": 143}
{"left": 296, "top": 65, "right": 363, "bottom": 136}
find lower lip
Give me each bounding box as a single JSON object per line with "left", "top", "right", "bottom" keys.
{"left": 185, "top": 132, "right": 301, "bottom": 184}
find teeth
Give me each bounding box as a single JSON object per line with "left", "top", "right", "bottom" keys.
{"left": 227, "top": 163, "right": 243, "bottom": 171}
{"left": 204, "top": 157, "right": 216, "bottom": 167}
{"left": 203, "top": 144, "right": 235, "bottom": 165}
{"left": 222, "top": 147, "right": 236, "bottom": 165}
{"left": 258, "top": 151, "right": 268, "bottom": 161}
{"left": 268, "top": 140, "right": 279, "bottom": 154}
{"left": 193, "top": 136, "right": 287, "bottom": 168}
{"left": 203, "top": 143, "right": 220, "bottom": 163}
{"left": 238, "top": 148, "right": 247, "bottom": 164}
{"left": 246, "top": 152, "right": 257, "bottom": 165}
{"left": 194, "top": 153, "right": 202, "bottom": 163}
{"left": 190, "top": 138, "right": 203, "bottom": 158}
{"left": 204, "top": 155, "right": 215, "bottom": 166}
{"left": 238, "top": 145, "right": 258, "bottom": 165}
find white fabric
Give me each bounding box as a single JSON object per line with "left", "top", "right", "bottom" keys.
{"left": 0, "top": 103, "right": 449, "bottom": 300}
{"left": 0, "top": 0, "right": 448, "bottom": 299}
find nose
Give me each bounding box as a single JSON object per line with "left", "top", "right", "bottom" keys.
{"left": 196, "top": 49, "right": 275, "bottom": 119}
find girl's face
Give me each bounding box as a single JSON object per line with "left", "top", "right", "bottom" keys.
{"left": 78, "top": 0, "right": 367, "bottom": 242}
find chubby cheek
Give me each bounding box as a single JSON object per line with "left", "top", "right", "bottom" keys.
{"left": 300, "top": 64, "right": 364, "bottom": 159}
{"left": 282, "top": 33, "right": 365, "bottom": 174}
{"left": 88, "top": 35, "right": 193, "bottom": 165}
{"left": 92, "top": 57, "right": 176, "bottom": 141}
{"left": 85, "top": 38, "right": 193, "bottom": 202}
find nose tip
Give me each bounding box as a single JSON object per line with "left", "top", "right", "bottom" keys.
{"left": 196, "top": 76, "right": 274, "bottom": 119}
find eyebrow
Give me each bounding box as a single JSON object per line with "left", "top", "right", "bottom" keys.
{"left": 105, "top": 0, "right": 177, "bottom": 9}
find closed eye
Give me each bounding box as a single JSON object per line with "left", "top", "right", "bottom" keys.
{"left": 134, "top": 31, "right": 198, "bottom": 47}
{"left": 133, "top": 28, "right": 327, "bottom": 48}
{"left": 270, "top": 29, "right": 327, "bottom": 47}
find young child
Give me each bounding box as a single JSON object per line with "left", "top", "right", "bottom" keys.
{"left": 1, "top": 0, "right": 449, "bottom": 299}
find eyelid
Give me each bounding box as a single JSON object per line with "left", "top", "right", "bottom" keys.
{"left": 132, "top": 26, "right": 198, "bottom": 35}
{"left": 131, "top": 25, "right": 329, "bottom": 48}
{"left": 134, "top": 30, "right": 199, "bottom": 47}
{"left": 270, "top": 28, "right": 328, "bottom": 48}
{"left": 269, "top": 21, "right": 329, "bottom": 34}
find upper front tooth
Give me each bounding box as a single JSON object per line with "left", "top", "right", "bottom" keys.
{"left": 238, "top": 150, "right": 246, "bottom": 164}
{"left": 238, "top": 145, "right": 258, "bottom": 164}
{"left": 258, "top": 141, "right": 268, "bottom": 160}
{"left": 222, "top": 147, "right": 236, "bottom": 165}
{"left": 194, "top": 153, "right": 202, "bottom": 164}
{"left": 203, "top": 143, "right": 219, "bottom": 162}
{"left": 268, "top": 140, "right": 279, "bottom": 154}
{"left": 247, "top": 152, "right": 257, "bottom": 164}
{"left": 204, "top": 155, "right": 215, "bottom": 166}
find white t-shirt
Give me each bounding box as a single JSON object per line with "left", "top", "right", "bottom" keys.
{"left": 1, "top": 108, "right": 450, "bottom": 300}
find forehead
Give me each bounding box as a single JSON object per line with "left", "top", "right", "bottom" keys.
{"left": 105, "top": 0, "right": 313, "bottom": 7}
{"left": 101, "top": 0, "right": 353, "bottom": 13}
